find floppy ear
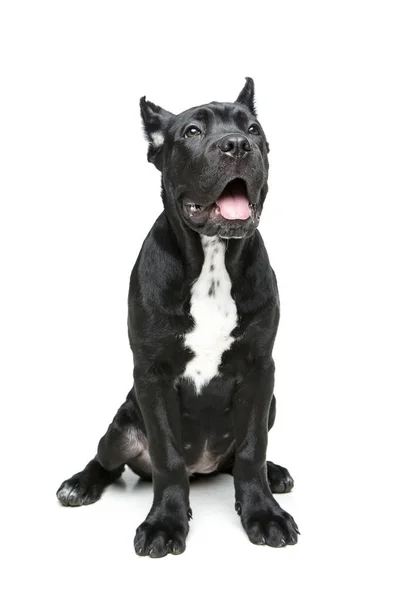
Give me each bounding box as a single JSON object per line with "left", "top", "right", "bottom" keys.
{"left": 235, "top": 77, "right": 256, "bottom": 115}
{"left": 140, "top": 96, "right": 175, "bottom": 170}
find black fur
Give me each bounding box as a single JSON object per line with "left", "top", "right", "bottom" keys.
{"left": 57, "top": 78, "right": 299, "bottom": 558}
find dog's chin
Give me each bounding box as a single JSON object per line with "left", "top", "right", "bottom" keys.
{"left": 202, "top": 219, "right": 259, "bottom": 239}
{"left": 180, "top": 178, "right": 262, "bottom": 239}
{"left": 181, "top": 206, "right": 261, "bottom": 239}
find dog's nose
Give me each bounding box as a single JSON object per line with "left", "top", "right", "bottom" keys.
{"left": 218, "top": 134, "right": 252, "bottom": 158}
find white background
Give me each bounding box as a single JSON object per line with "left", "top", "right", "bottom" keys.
{"left": 1, "top": 1, "right": 399, "bottom": 598}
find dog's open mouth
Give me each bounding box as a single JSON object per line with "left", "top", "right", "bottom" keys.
{"left": 184, "top": 178, "right": 254, "bottom": 222}
{"left": 215, "top": 178, "right": 251, "bottom": 220}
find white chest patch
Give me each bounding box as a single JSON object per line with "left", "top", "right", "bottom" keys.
{"left": 182, "top": 236, "right": 238, "bottom": 393}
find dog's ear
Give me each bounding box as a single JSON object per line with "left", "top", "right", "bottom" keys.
{"left": 235, "top": 77, "right": 256, "bottom": 115}
{"left": 140, "top": 96, "right": 175, "bottom": 170}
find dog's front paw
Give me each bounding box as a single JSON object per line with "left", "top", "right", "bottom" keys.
{"left": 239, "top": 505, "right": 300, "bottom": 548}
{"left": 134, "top": 512, "right": 190, "bottom": 558}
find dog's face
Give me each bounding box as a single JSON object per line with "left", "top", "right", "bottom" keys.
{"left": 140, "top": 78, "right": 269, "bottom": 239}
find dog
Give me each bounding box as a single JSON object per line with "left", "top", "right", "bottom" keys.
{"left": 57, "top": 78, "right": 299, "bottom": 557}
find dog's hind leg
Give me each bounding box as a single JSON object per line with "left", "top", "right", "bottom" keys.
{"left": 56, "top": 457, "right": 124, "bottom": 507}
{"left": 267, "top": 461, "right": 294, "bottom": 493}
{"left": 57, "top": 389, "right": 148, "bottom": 506}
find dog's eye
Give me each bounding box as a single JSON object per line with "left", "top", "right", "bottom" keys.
{"left": 248, "top": 124, "right": 260, "bottom": 135}
{"left": 184, "top": 126, "right": 202, "bottom": 138}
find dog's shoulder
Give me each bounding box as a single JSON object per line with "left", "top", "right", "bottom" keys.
{"left": 128, "top": 212, "right": 191, "bottom": 339}
{"left": 130, "top": 212, "right": 184, "bottom": 289}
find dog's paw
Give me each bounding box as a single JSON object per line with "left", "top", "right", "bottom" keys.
{"left": 267, "top": 461, "right": 294, "bottom": 493}
{"left": 56, "top": 474, "right": 103, "bottom": 507}
{"left": 134, "top": 514, "right": 189, "bottom": 558}
{"left": 240, "top": 506, "right": 300, "bottom": 548}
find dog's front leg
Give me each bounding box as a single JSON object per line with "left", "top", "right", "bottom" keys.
{"left": 233, "top": 361, "right": 299, "bottom": 547}
{"left": 133, "top": 371, "right": 190, "bottom": 558}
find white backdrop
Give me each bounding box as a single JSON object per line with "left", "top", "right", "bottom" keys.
{"left": 1, "top": 1, "right": 399, "bottom": 598}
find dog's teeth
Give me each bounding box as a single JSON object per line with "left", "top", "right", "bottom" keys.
{"left": 188, "top": 204, "right": 202, "bottom": 213}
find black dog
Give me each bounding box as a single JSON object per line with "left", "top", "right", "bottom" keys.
{"left": 57, "top": 78, "right": 299, "bottom": 557}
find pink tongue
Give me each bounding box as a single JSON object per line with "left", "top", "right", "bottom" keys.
{"left": 216, "top": 191, "right": 250, "bottom": 220}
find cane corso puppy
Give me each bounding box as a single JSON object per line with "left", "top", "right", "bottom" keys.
{"left": 57, "top": 78, "right": 299, "bottom": 557}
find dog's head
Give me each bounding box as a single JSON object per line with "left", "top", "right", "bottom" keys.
{"left": 140, "top": 78, "right": 269, "bottom": 239}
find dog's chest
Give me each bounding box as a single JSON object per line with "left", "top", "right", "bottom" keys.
{"left": 182, "top": 236, "right": 237, "bottom": 393}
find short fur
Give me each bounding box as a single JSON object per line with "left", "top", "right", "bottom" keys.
{"left": 57, "top": 78, "right": 299, "bottom": 558}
